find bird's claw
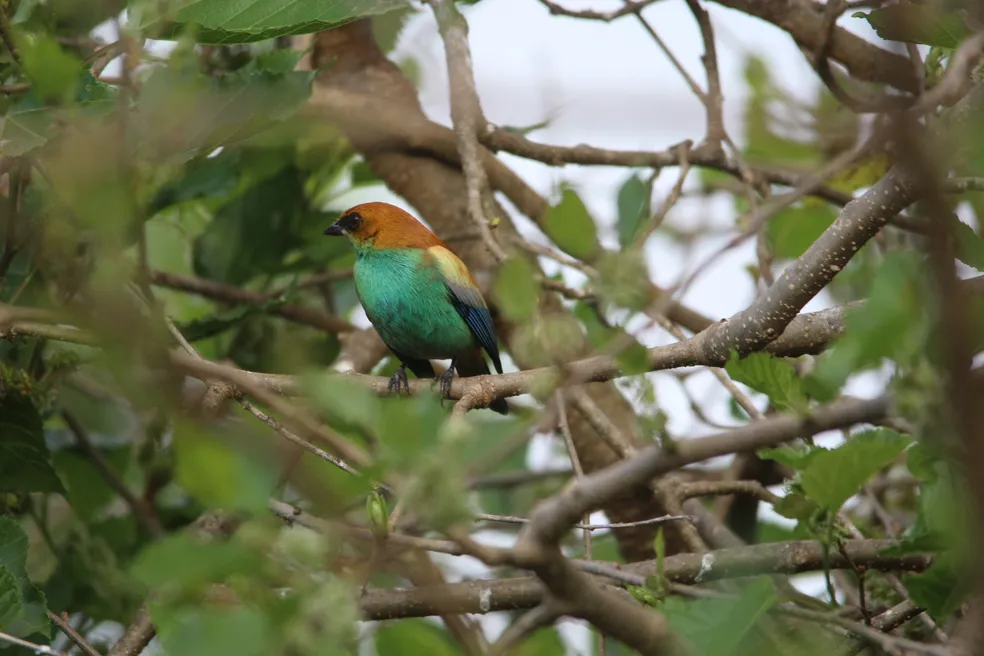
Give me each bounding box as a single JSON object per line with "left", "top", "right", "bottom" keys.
{"left": 388, "top": 365, "right": 410, "bottom": 396}
{"left": 437, "top": 366, "right": 455, "bottom": 405}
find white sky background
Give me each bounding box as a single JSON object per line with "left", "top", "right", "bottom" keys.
{"left": 95, "top": 2, "right": 907, "bottom": 653}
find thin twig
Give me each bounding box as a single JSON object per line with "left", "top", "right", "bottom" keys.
{"left": 474, "top": 511, "right": 693, "bottom": 531}
{"left": 538, "top": 0, "right": 661, "bottom": 21}
{"left": 684, "top": 0, "right": 726, "bottom": 145}
{"left": 0, "top": 630, "right": 64, "bottom": 655}
{"left": 631, "top": 2, "right": 706, "bottom": 101}
{"left": 46, "top": 611, "right": 102, "bottom": 656}
{"left": 428, "top": 0, "right": 506, "bottom": 261}
{"left": 166, "top": 318, "right": 369, "bottom": 481}
{"left": 568, "top": 387, "right": 636, "bottom": 459}
{"left": 150, "top": 270, "right": 354, "bottom": 334}
{"left": 487, "top": 603, "right": 564, "bottom": 656}
{"left": 555, "top": 390, "right": 591, "bottom": 563}
{"left": 782, "top": 606, "right": 951, "bottom": 656}
{"left": 62, "top": 410, "right": 166, "bottom": 537}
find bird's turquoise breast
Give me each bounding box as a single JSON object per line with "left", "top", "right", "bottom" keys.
{"left": 353, "top": 248, "right": 476, "bottom": 359}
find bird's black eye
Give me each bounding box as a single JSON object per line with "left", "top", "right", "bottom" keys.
{"left": 337, "top": 212, "right": 362, "bottom": 232}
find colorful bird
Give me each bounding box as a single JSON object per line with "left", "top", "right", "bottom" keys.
{"left": 324, "top": 202, "right": 508, "bottom": 414}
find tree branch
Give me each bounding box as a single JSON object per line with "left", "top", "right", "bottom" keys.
{"left": 149, "top": 269, "right": 354, "bottom": 334}
{"left": 539, "top": 0, "right": 918, "bottom": 92}
{"left": 106, "top": 605, "right": 154, "bottom": 656}
{"left": 360, "top": 539, "right": 930, "bottom": 620}
{"left": 428, "top": 0, "right": 506, "bottom": 262}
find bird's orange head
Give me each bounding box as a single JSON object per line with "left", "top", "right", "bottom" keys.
{"left": 324, "top": 202, "right": 447, "bottom": 251}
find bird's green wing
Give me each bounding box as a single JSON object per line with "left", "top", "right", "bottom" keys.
{"left": 428, "top": 245, "right": 503, "bottom": 374}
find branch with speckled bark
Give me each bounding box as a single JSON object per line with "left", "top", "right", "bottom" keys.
{"left": 359, "top": 538, "right": 930, "bottom": 620}
{"left": 688, "top": 82, "right": 984, "bottom": 363}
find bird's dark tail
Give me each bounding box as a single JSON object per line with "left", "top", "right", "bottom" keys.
{"left": 454, "top": 351, "right": 509, "bottom": 415}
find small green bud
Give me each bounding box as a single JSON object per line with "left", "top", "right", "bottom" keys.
{"left": 366, "top": 487, "right": 388, "bottom": 538}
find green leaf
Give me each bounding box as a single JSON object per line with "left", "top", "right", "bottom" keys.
{"left": 597, "top": 248, "right": 653, "bottom": 312}
{"left": 755, "top": 520, "right": 803, "bottom": 543}
{"left": 372, "top": 5, "right": 417, "bottom": 54}
{"left": 0, "top": 98, "right": 54, "bottom": 157}
{"left": 799, "top": 429, "right": 910, "bottom": 511}
{"left": 0, "top": 566, "right": 22, "bottom": 630}
{"left": 741, "top": 55, "right": 820, "bottom": 168}
{"left": 653, "top": 527, "right": 665, "bottom": 571}
{"left": 766, "top": 200, "right": 837, "bottom": 260}
{"left": 193, "top": 166, "right": 306, "bottom": 284}
{"left": 904, "top": 552, "right": 967, "bottom": 622}
{"left": 542, "top": 188, "right": 600, "bottom": 262}
{"left": 512, "top": 627, "right": 565, "bottom": 656}
{"left": 771, "top": 492, "right": 820, "bottom": 522}
{"left": 53, "top": 448, "right": 129, "bottom": 521}
{"left": 616, "top": 173, "right": 650, "bottom": 247}
{"left": 828, "top": 154, "right": 891, "bottom": 194}
{"left": 952, "top": 219, "right": 984, "bottom": 272}
{"left": 907, "top": 459, "right": 968, "bottom": 555}
{"left": 136, "top": 65, "right": 315, "bottom": 159}
{"left": 854, "top": 6, "right": 972, "bottom": 48}
{"left": 907, "top": 443, "right": 941, "bottom": 483}
{"left": 809, "top": 251, "right": 930, "bottom": 395}
{"left": 661, "top": 577, "right": 775, "bottom": 656}
{"left": 155, "top": 606, "right": 275, "bottom": 656}
{"left": 0, "top": 395, "right": 66, "bottom": 494}
{"left": 148, "top": 150, "right": 242, "bottom": 216}
{"left": 628, "top": 584, "right": 660, "bottom": 607}
{"left": 616, "top": 338, "right": 651, "bottom": 376}
{"left": 174, "top": 427, "right": 275, "bottom": 514}
{"left": 0, "top": 518, "right": 49, "bottom": 638}
{"left": 493, "top": 256, "right": 540, "bottom": 323}
{"left": 374, "top": 618, "right": 459, "bottom": 656}
{"left": 649, "top": 527, "right": 668, "bottom": 595}
{"left": 758, "top": 443, "right": 824, "bottom": 471}
{"left": 304, "top": 373, "right": 381, "bottom": 436}
{"left": 18, "top": 32, "right": 82, "bottom": 102}
{"left": 725, "top": 351, "right": 807, "bottom": 412}
{"left": 175, "top": 298, "right": 288, "bottom": 342}
{"left": 131, "top": 534, "right": 263, "bottom": 590}
{"left": 140, "top": 0, "right": 413, "bottom": 45}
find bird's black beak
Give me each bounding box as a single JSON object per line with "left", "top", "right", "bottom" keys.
{"left": 324, "top": 224, "right": 343, "bottom": 237}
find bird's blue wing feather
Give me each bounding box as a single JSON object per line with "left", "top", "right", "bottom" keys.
{"left": 445, "top": 280, "right": 503, "bottom": 374}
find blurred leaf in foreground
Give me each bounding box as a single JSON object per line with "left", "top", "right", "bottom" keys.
{"left": 0, "top": 518, "right": 50, "bottom": 639}
{"left": 543, "top": 187, "right": 600, "bottom": 262}
{"left": 725, "top": 351, "right": 807, "bottom": 413}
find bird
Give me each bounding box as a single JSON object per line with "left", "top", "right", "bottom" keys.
{"left": 324, "top": 202, "right": 508, "bottom": 414}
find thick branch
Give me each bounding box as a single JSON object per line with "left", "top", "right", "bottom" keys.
{"left": 540, "top": 0, "right": 917, "bottom": 92}
{"left": 518, "top": 396, "right": 888, "bottom": 547}
{"left": 692, "top": 82, "right": 984, "bottom": 362}
{"left": 360, "top": 539, "right": 929, "bottom": 620}
{"left": 712, "top": 0, "right": 918, "bottom": 92}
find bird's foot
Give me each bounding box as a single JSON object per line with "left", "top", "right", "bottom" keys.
{"left": 437, "top": 365, "right": 456, "bottom": 405}
{"left": 388, "top": 364, "right": 410, "bottom": 396}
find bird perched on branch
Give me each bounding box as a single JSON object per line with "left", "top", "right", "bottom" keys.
{"left": 324, "top": 202, "right": 507, "bottom": 414}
